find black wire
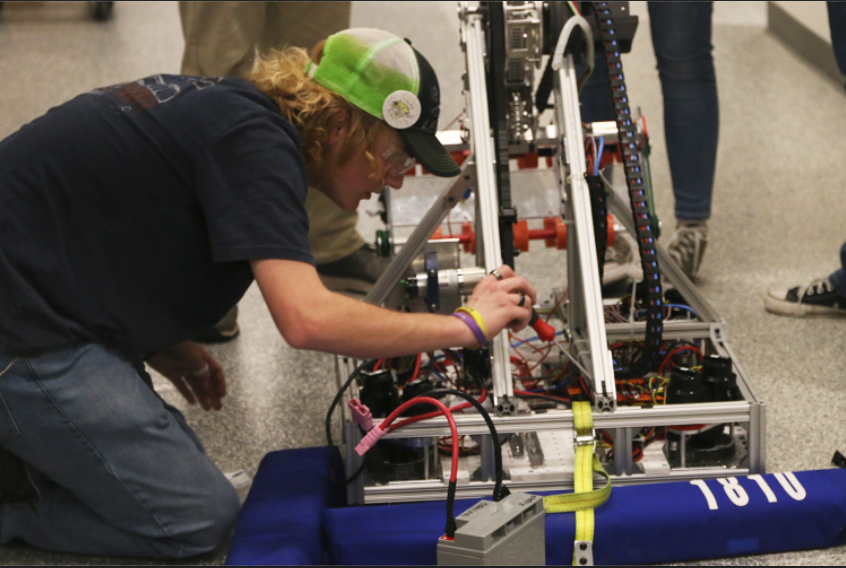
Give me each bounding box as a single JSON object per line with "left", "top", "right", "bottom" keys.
{"left": 421, "top": 389, "right": 510, "bottom": 502}
{"left": 326, "top": 359, "right": 373, "bottom": 485}
{"left": 513, "top": 392, "right": 572, "bottom": 407}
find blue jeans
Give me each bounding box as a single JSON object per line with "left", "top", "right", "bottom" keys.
{"left": 827, "top": 2, "right": 846, "bottom": 295}
{"left": 579, "top": 1, "right": 718, "bottom": 222}
{"left": 0, "top": 344, "right": 239, "bottom": 558}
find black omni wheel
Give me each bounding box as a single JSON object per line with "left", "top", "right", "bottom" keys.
{"left": 89, "top": 1, "right": 113, "bottom": 21}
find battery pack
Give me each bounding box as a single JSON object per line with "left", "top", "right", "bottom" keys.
{"left": 437, "top": 493, "right": 545, "bottom": 566}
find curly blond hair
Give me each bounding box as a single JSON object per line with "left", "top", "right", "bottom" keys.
{"left": 247, "top": 44, "right": 390, "bottom": 186}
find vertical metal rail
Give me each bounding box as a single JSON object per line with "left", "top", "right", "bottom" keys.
{"left": 464, "top": 11, "right": 514, "bottom": 408}
{"left": 554, "top": 54, "right": 616, "bottom": 411}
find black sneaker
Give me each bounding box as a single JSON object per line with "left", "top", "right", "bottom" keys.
{"left": 317, "top": 244, "right": 389, "bottom": 294}
{"left": 764, "top": 277, "right": 846, "bottom": 317}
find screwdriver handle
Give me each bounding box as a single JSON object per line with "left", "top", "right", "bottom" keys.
{"left": 529, "top": 308, "right": 557, "bottom": 342}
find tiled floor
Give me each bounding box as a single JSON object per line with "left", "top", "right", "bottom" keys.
{"left": 1, "top": 1, "right": 845, "bottom": 564}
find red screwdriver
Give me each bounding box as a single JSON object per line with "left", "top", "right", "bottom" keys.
{"left": 529, "top": 308, "right": 557, "bottom": 342}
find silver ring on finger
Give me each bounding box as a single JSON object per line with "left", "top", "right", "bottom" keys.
{"left": 518, "top": 291, "right": 526, "bottom": 307}
{"left": 191, "top": 365, "right": 210, "bottom": 377}
{"left": 490, "top": 269, "right": 503, "bottom": 281}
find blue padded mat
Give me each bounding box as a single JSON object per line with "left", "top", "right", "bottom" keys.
{"left": 228, "top": 447, "right": 846, "bottom": 565}
{"left": 226, "top": 447, "right": 345, "bottom": 565}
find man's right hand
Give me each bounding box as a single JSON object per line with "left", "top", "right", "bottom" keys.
{"left": 464, "top": 264, "right": 538, "bottom": 342}
{"left": 146, "top": 341, "right": 226, "bottom": 411}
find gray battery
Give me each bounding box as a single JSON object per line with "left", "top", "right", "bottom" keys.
{"left": 437, "top": 492, "right": 545, "bottom": 566}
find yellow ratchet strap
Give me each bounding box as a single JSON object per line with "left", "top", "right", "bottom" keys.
{"left": 542, "top": 401, "right": 611, "bottom": 566}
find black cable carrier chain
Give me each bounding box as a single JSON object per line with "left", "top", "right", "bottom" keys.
{"left": 591, "top": 1, "right": 663, "bottom": 370}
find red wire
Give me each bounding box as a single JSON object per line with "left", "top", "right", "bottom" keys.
{"left": 380, "top": 397, "right": 459, "bottom": 483}
{"left": 443, "top": 351, "right": 462, "bottom": 365}
{"left": 373, "top": 359, "right": 384, "bottom": 371}
{"left": 579, "top": 375, "right": 589, "bottom": 396}
{"left": 510, "top": 356, "right": 531, "bottom": 379}
{"left": 571, "top": 1, "right": 583, "bottom": 16}
{"left": 390, "top": 389, "right": 488, "bottom": 432}
{"left": 510, "top": 334, "right": 554, "bottom": 373}
{"left": 529, "top": 346, "right": 554, "bottom": 372}
{"left": 410, "top": 353, "right": 422, "bottom": 382}
{"left": 670, "top": 424, "right": 707, "bottom": 431}
{"left": 545, "top": 292, "right": 567, "bottom": 323}
{"left": 658, "top": 345, "right": 704, "bottom": 376}
{"left": 510, "top": 333, "right": 547, "bottom": 357}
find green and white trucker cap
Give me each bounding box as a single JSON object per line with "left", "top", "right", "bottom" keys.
{"left": 305, "top": 28, "right": 461, "bottom": 178}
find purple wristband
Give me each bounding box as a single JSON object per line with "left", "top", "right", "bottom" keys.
{"left": 452, "top": 312, "right": 487, "bottom": 348}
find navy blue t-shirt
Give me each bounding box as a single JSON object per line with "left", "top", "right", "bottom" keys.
{"left": 0, "top": 74, "right": 313, "bottom": 359}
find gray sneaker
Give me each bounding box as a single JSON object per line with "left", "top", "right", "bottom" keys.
{"left": 603, "top": 230, "right": 643, "bottom": 285}
{"left": 667, "top": 223, "right": 708, "bottom": 279}
{"left": 317, "top": 244, "right": 389, "bottom": 293}
{"left": 194, "top": 305, "right": 240, "bottom": 343}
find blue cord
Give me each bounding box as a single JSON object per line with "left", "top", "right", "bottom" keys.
{"left": 665, "top": 303, "right": 698, "bottom": 317}
{"left": 431, "top": 368, "right": 450, "bottom": 383}
{"left": 635, "top": 304, "right": 698, "bottom": 319}
{"left": 510, "top": 331, "right": 565, "bottom": 349}
{"left": 594, "top": 136, "right": 605, "bottom": 176}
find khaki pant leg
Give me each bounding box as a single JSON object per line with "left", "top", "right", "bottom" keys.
{"left": 263, "top": 1, "right": 361, "bottom": 264}
{"left": 179, "top": 1, "right": 362, "bottom": 264}
{"left": 179, "top": 2, "right": 267, "bottom": 78}
{"left": 305, "top": 188, "right": 365, "bottom": 265}
{"left": 261, "top": 1, "right": 351, "bottom": 51}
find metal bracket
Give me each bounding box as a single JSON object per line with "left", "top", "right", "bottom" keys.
{"left": 574, "top": 540, "right": 594, "bottom": 566}
{"left": 424, "top": 251, "right": 439, "bottom": 312}
{"left": 574, "top": 429, "right": 597, "bottom": 452}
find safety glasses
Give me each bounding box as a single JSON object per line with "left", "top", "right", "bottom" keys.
{"left": 382, "top": 144, "right": 416, "bottom": 178}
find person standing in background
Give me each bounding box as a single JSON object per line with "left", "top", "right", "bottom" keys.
{"left": 179, "top": 2, "right": 388, "bottom": 341}
{"left": 580, "top": 2, "right": 718, "bottom": 280}
{"left": 764, "top": 2, "right": 846, "bottom": 316}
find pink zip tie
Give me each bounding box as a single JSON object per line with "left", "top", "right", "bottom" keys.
{"left": 355, "top": 426, "right": 386, "bottom": 456}
{"left": 348, "top": 398, "right": 373, "bottom": 431}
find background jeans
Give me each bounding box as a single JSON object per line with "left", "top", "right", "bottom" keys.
{"left": 0, "top": 344, "right": 239, "bottom": 558}
{"left": 579, "top": 1, "right": 718, "bottom": 222}
{"left": 825, "top": 1, "right": 846, "bottom": 296}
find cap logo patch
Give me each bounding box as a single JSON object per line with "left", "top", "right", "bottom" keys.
{"left": 382, "top": 90, "right": 421, "bottom": 129}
